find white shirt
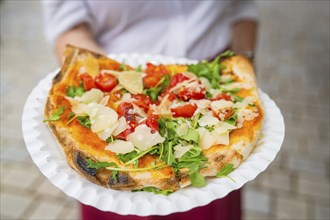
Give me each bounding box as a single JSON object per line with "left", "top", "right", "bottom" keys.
{"left": 42, "top": 1, "right": 258, "bottom": 60}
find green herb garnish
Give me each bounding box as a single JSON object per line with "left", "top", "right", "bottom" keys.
{"left": 132, "top": 187, "right": 173, "bottom": 196}
{"left": 67, "top": 111, "right": 75, "bottom": 119}
{"left": 216, "top": 163, "right": 235, "bottom": 182}
{"left": 86, "top": 158, "right": 118, "bottom": 182}
{"left": 66, "top": 85, "right": 84, "bottom": 98}
{"left": 77, "top": 116, "right": 92, "bottom": 128}
{"left": 135, "top": 65, "right": 142, "bottom": 72}
{"left": 143, "top": 74, "right": 170, "bottom": 101}
{"left": 43, "top": 106, "right": 66, "bottom": 122}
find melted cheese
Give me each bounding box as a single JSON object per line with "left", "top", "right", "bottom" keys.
{"left": 126, "top": 124, "right": 165, "bottom": 151}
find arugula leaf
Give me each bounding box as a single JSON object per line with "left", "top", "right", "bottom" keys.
{"left": 67, "top": 111, "right": 75, "bottom": 119}
{"left": 86, "top": 158, "right": 119, "bottom": 182}
{"left": 143, "top": 74, "right": 170, "bottom": 101}
{"left": 232, "top": 94, "right": 244, "bottom": 102}
{"left": 43, "top": 106, "right": 66, "bottom": 122}
{"left": 120, "top": 60, "right": 128, "bottom": 71}
{"left": 77, "top": 116, "right": 92, "bottom": 128}
{"left": 132, "top": 187, "right": 173, "bottom": 196}
{"left": 135, "top": 65, "right": 142, "bottom": 72}
{"left": 177, "top": 146, "right": 207, "bottom": 186}
{"left": 116, "top": 151, "right": 138, "bottom": 163}
{"left": 188, "top": 56, "right": 226, "bottom": 89}
{"left": 216, "top": 163, "right": 236, "bottom": 182}
{"left": 224, "top": 113, "right": 237, "bottom": 126}
{"left": 189, "top": 171, "right": 206, "bottom": 187}
{"left": 106, "top": 135, "right": 115, "bottom": 143}
{"left": 219, "top": 50, "right": 235, "bottom": 58}
{"left": 216, "top": 164, "right": 235, "bottom": 177}
{"left": 66, "top": 85, "right": 84, "bottom": 98}
{"left": 86, "top": 158, "right": 116, "bottom": 169}
{"left": 181, "top": 128, "right": 199, "bottom": 143}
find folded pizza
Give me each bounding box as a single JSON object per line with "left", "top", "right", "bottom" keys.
{"left": 44, "top": 45, "right": 263, "bottom": 194}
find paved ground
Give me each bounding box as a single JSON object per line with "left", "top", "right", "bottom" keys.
{"left": 1, "top": 1, "right": 329, "bottom": 219}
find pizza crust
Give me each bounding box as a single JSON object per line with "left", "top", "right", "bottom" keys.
{"left": 45, "top": 46, "right": 263, "bottom": 191}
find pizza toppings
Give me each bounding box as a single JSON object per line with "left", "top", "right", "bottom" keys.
{"left": 126, "top": 124, "right": 165, "bottom": 151}
{"left": 170, "top": 103, "right": 197, "bottom": 118}
{"left": 94, "top": 73, "right": 118, "bottom": 92}
{"left": 105, "top": 139, "right": 135, "bottom": 154}
{"left": 47, "top": 48, "right": 263, "bottom": 193}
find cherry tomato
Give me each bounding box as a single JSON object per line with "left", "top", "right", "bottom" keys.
{"left": 131, "top": 94, "right": 153, "bottom": 112}
{"left": 169, "top": 73, "right": 189, "bottom": 87}
{"left": 224, "top": 109, "right": 234, "bottom": 120}
{"left": 143, "top": 75, "right": 162, "bottom": 89}
{"left": 145, "top": 115, "right": 159, "bottom": 131}
{"left": 145, "top": 63, "right": 168, "bottom": 75}
{"left": 117, "top": 102, "right": 133, "bottom": 116}
{"left": 211, "top": 93, "right": 232, "bottom": 101}
{"left": 171, "top": 103, "right": 197, "bottom": 118}
{"left": 212, "top": 108, "right": 234, "bottom": 120}
{"left": 115, "top": 126, "right": 135, "bottom": 140}
{"left": 95, "top": 73, "right": 118, "bottom": 92}
{"left": 178, "top": 87, "right": 206, "bottom": 101}
{"left": 80, "top": 73, "right": 95, "bottom": 91}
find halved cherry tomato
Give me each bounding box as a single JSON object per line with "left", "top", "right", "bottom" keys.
{"left": 171, "top": 103, "right": 197, "bottom": 118}
{"left": 115, "top": 126, "right": 135, "bottom": 140}
{"left": 145, "top": 115, "right": 159, "bottom": 131}
{"left": 211, "top": 93, "right": 232, "bottom": 101}
{"left": 117, "top": 102, "right": 133, "bottom": 116}
{"left": 178, "top": 87, "right": 206, "bottom": 101}
{"left": 131, "top": 94, "right": 153, "bottom": 112}
{"left": 80, "top": 73, "right": 96, "bottom": 91}
{"left": 224, "top": 109, "right": 234, "bottom": 120}
{"left": 143, "top": 75, "right": 162, "bottom": 89}
{"left": 212, "top": 108, "right": 234, "bottom": 120}
{"left": 145, "top": 63, "right": 168, "bottom": 75}
{"left": 95, "top": 73, "right": 118, "bottom": 92}
{"left": 169, "top": 73, "right": 189, "bottom": 87}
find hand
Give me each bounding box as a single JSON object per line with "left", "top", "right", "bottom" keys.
{"left": 55, "top": 23, "right": 105, "bottom": 64}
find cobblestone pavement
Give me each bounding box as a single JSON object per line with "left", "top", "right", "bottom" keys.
{"left": 1, "top": 1, "right": 329, "bottom": 220}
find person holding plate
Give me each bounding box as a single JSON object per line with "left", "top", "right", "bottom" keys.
{"left": 42, "top": 1, "right": 258, "bottom": 220}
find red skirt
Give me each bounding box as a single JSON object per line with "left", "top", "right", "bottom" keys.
{"left": 80, "top": 189, "right": 241, "bottom": 220}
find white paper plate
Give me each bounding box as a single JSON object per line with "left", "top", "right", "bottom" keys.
{"left": 22, "top": 54, "right": 285, "bottom": 216}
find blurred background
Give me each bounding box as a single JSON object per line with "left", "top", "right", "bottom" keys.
{"left": 1, "top": 1, "right": 329, "bottom": 219}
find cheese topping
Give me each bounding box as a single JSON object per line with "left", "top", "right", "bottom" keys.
{"left": 126, "top": 124, "right": 165, "bottom": 151}
{"left": 211, "top": 100, "right": 234, "bottom": 112}
{"left": 75, "top": 88, "right": 104, "bottom": 104}
{"left": 113, "top": 116, "right": 128, "bottom": 136}
{"left": 102, "top": 70, "right": 143, "bottom": 94}
{"left": 197, "top": 127, "right": 215, "bottom": 149}
{"left": 173, "top": 144, "right": 194, "bottom": 158}
{"left": 105, "top": 139, "right": 135, "bottom": 154}
{"left": 198, "top": 115, "right": 219, "bottom": 127}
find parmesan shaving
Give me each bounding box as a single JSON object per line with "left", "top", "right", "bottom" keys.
{"left": 126, "top": 124, "right": 165, "bottom": 151}
{"left": 174, "top": 144, "right": 194, "bottom": 158}
{"left": 105, "top": 140, "right": 134, "bottom": 154}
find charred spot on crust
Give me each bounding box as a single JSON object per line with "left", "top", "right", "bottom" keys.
{"left": 74, "top": 152, "right": 97, "bottom": 176}
{"left": 108, "top": 173, "right": 135, "bottom": 188}
{"left": 214, "top": 155, "right": 225, "bottom": 163}
{"left": 52, "top": 71, "right": 62, "bottom": 84}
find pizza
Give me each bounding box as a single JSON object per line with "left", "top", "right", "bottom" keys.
{"left": 44, "top": 45, "right": 263, "bottom": 194}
